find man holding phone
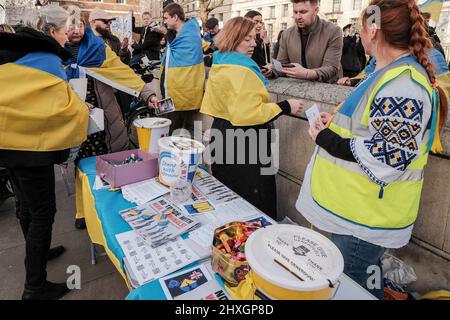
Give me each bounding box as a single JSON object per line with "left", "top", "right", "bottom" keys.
{"left": 275, "top": 0, "right": 343, "bottom": 83}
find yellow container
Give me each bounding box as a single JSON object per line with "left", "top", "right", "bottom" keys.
{"left": 134, "top": 118, "right": 171, "bottom": 153}
{"left": 211, "top": 221, "right": 261, "bottom": 287}
{"left": 211, "top": 245, "right": 249, "bottom": 287}
{"left": 245, "top": 225, "right": 344, "bottom": 300}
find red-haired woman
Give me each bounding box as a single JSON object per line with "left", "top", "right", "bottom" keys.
{"left": 296, "top": 0, "right": 448, "bottom": 299}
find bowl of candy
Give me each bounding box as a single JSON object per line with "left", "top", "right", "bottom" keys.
{"left": 211, "top": 221, "right": 262, "bottom": 286}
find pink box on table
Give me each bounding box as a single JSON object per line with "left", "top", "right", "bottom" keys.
{"left": 96, "top": 149, "right": 159, "bottom": 188}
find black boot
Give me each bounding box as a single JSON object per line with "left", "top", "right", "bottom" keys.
{"left": 48, "top": 246, "right": 66, "bottom": 261}
{"left": 22, "top": 281, "right": 70, "bottom": 300}
{"left": 74, "top": 218, "right": 86, "bottom": 230}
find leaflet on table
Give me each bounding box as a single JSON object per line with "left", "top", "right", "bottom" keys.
{"left": 93, "top": 175, "right": 111, "bottom": 190}
{"left": 159, "top": 263, "right": 231, "bottom": 300}
{"left": 116, "top": 230, "right": 200, "bottom": 286}
{"left": 176, "top": 185, "right": 214, "bottom": 216}
{"left": 193, "top": 169, "right": 239, "bottom": 205}
{"left": 121, "top": 178, "right": 170, "bottom": 205}
{"left": 182, "top": 201, "right": 216, "bottom": 215}
{"left": 119, "top": 197, "right": 201, "bottom": 248}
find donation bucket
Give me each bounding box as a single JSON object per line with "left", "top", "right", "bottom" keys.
{"left": 134, "top": 118, "right": 171, "bottom": 153}
{"left": 245, "top": 224, "right": 344, "bottom": 300}
{"left": 158, "top": 136, "right": 205, "bottom": 187}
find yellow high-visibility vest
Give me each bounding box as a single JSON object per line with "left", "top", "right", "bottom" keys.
{"left": 311, "top": 57, "right": 438, "bottom": 230}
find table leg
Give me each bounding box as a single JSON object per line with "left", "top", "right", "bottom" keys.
{"left": 91, "top": 242, "right": 97, "bottom": 265}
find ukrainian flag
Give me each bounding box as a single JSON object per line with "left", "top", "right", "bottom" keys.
{"left": 66, "top": 27, "right": 145, "bottom": 97}
{"left": 162, "top": 18, "right": 205, "bottom": 111}
{"left": 0, "top": 52, "right": 89, "bottom": 151}
{"left": 201, "top": 51, "right": 282, "bottom": 126}
{"left": 418, "top": 0, "right": 445, "bottom": 23}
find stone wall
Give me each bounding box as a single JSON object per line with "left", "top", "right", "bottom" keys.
{"left": 192, "top": 77, "right": 450, "bottom": 260}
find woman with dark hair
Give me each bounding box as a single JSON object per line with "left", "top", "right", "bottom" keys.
{"left": 296, "top": 0, "right": 448, "bottom": 299}
{"left": 272, "top": 29, "right": 284, "bottom": 60}
{"left": 244, "top": 11, "right": 271, "bottom": 75}
{"left": 201, "top": 17, "right": 303, "bottom": 219}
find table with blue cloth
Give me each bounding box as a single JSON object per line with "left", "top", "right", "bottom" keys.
{"left": 75, "top": 156, "right": 377, "bottom": 300}
{"left": 75, "top": 157, "right": 227, "bottom": 300}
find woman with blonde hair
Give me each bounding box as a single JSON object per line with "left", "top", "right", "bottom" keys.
{"left": 0, "top": 4, "right": 89, "bottom": 299}
{"left": 201, "top": 17, "right": 303, "bottom": 219}
{"left": 297, "top": 0, "right": 448, "bottom": 298}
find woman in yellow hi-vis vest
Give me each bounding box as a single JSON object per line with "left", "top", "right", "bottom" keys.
{"left": 296, "top": 0, "right": 448, "bottom": 299}
{"left": 0, "top": 6, "right": 89, "bottom": 300}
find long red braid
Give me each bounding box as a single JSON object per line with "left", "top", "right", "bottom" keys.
{"left": 363, "top": 0, "right": 448, "bottom": 128}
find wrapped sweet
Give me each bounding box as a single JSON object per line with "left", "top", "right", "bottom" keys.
{"left": 211, "top": 221, "right": 262, "bottom": 286}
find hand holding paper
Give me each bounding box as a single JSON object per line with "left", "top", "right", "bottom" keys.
{"left": 306, "top": 105, "right": 326, "bottom": 141}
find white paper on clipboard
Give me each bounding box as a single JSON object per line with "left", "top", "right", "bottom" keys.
{"left": 88, "top": 108, "right": 105, "bottom": 135}
{"left": 69, "top": 78, "right": 87, "bottom": 101}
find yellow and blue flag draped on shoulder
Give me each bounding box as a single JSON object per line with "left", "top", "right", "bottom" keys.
{"left": 162, "top": 19, "right": 205, "bottom": 111}
{"left": 65, "top": 28, "right": 145, "bottom": 97}
{"left": 418, "top": 0, "right": 445, "bottom": 23}
{"left": 0, "top": 52, "right": 88, "bottom": 151}
{"left": 201, "top": 51, "right": 282, "bottom": 126}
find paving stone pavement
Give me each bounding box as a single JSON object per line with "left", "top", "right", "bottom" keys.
{"left": 0, "top": 166, "right": 129, "bottom": 300}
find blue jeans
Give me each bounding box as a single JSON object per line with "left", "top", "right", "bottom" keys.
{"left": 331, "top": 234, "right": 386, "bottom": 300}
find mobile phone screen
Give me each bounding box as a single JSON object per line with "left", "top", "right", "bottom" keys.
{"left": 155, "top": 98, "right": 175, "bottom": 115}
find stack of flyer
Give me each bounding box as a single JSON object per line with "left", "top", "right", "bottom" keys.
{"left": 119, "top": 196, "right": 201, "bottom": 248}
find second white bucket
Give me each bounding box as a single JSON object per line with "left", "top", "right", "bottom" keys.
{"left": 158, "top": 136, "right": 205, "bottom": 187}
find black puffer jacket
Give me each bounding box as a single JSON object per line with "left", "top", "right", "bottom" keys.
{"left": 0, "top": 28, "right": 72, "bottom": 168}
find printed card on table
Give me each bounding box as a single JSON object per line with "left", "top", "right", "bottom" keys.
{"left": 159, "top": 264, "right": 231, "bottom": 300}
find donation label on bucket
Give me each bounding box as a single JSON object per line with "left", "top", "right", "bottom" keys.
{"left": 158, "top": 136, "right": 205, "bottom": 187}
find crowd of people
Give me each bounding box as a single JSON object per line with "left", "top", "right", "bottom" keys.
{"left": 0, "top": 0, "right": 449, "bottom": 300}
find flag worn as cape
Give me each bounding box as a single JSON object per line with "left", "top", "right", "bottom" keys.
{"left": 419, "top": 0, "right": 445, "bottom": 23}
{"left": 162, "top": 18, "right": 205, "bottom": 111}
{"left": 65, "top": 28, "right": 145, "bottom": 97}
{"left": 200, "top": 51, "right": 282, "bottom": 126}
{"left": 0, "top": 52, "right": 88, "bottom": 151}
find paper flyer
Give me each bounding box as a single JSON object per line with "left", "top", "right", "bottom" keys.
{"left": 116, "top": 231, "right": 200, "bottom": 286}
{"left": 193, "top": 169, "right": 239, "bottom": 205}
{"left": 119, "top": 197, "right": 201, "bottom": 247}
{"left": 159, "top": 264, "right": 230, "bottom": 300}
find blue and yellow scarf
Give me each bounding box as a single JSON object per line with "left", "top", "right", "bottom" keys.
{"left": 201, "top": 51, "right": 281, "bottom": 126}
{"left": 65, "top": 28, "right": 145, "bottom": 97}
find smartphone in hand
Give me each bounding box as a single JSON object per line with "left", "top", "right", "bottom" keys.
{"left": 155, "top": 97, "right": 175, "bottom": 116}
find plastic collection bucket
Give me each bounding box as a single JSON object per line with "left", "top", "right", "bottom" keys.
{"left": 134, "top": 118, "right": 171, "bottom": 153}
{"left": 245, "top": 224, "right": 344, "bottom": 300}
{"left": 158, "top": 136, "right": 205, "bottom": 187}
